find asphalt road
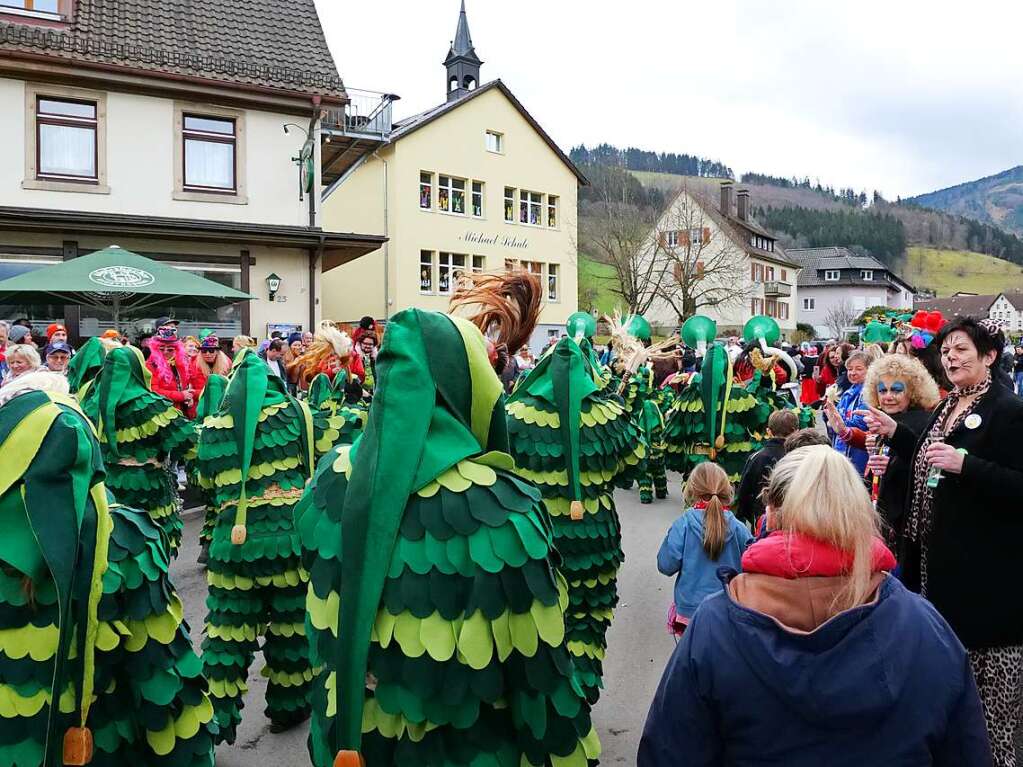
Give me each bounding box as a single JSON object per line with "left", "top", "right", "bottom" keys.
{"left": 171, "top": 478, "right": 684, "bottom": 766}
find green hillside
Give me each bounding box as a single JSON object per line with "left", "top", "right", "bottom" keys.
{"left": 901, "top": 247, "right": 1023, "bottom": 297}
{"left": 577, "top": 255, "right": 621, "bottom": 315}
{"left": 908, "top": 166, "right": 1023, "bottom": 237}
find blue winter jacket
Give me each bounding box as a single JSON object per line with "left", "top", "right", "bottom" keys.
{"left": 638, "top": 573, "right": 991, "bottom": 766}
{"left": 656, "top": 508, "right": 752, "bottom": 618}
{"left": 834, "top": 382, "right": 868, "bottom": 473}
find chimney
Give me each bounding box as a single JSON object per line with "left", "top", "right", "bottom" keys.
{"left": 736, "top": 188, "right": 750, "bottom": 221}
{"left": 720, "top": 180, "right": 734, "bottom": 216}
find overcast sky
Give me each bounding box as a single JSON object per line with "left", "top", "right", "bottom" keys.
{"left": 314, "top": 0, "right": 1023, "bottom": 199}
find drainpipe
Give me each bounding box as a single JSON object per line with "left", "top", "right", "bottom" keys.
{"left": 372, "top": 148, "right": 390, "bottom": 321}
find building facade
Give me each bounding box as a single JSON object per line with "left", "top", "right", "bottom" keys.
{"left": 0, "top": 0, "right": 383, "bottom": 340}
{"left": 916, "top": 291, "right": 1023, "bottom": 336}
{"left": 644, "top": 181, "right": 801, "bottom": 339}
{"left": 320, "top": 4, "right": 583, "bottom": 351}
{"left": 787, "top": 247, "right": 916, "bottom": 338}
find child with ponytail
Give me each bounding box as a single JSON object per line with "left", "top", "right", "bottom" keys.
{"left": 657, "top": 460, "right": 753, "bottom": 635}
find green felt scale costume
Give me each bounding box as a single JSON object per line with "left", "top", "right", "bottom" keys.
{"left": 506, "top": 328, "right": 645, "bottom": 704}
{"left": 662, "top": 317, "right": 761, "bottom": 483}
{"left": 307, "top": 371, "right": 368, "bottom": 435}
{"left": 65, "top": 337, "right": 110, "bottom": 402}
{"left": 81, "top": 346, "right": 195, "bottom": 553}
{"left": 738, "top": 317, "right": 815, "bottom": 432}
{"left": 195, "top": 349, "right": 356, "bottom": 744}
{"left": 189, "top": 374, "right": 228, "bottom": 549}
{"left": 0, "top": 388, "right": 215, "bottom": 767}
{"left": 296, "top": 309, "right": 600, "bottom": 767}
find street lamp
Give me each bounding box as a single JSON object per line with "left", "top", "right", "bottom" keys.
{"left": 266, "top": 273, "right": 282, "bottom": 302}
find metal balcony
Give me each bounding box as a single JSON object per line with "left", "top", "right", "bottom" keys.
{"left": 321, "top": 89, "right": 399, "bottom": 190}
{"left": 764, "top": 280, "right": 792, "bottom": 297}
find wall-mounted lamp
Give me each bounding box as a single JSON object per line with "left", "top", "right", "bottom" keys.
{"left": 266, "top": 272, "right": 282, "bottom": 301}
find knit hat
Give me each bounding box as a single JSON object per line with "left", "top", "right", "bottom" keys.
{"left": 46, "top": 323, "right": 67, "bottom": 338}
{"left": 100, "top": 329, "right": 120, "bottom": 339}
{"left": 8, "top": 324, "right": 30, "bottom": 343}
{"left": 287, "top": 331, "right": 303, "bottom": 346}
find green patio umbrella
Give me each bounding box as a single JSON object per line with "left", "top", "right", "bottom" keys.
{"left": 0, "top": 245, "right": 254, "bottom": 327}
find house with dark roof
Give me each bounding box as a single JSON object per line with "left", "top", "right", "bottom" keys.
{"left": 786, "top": 247, "right": 916, "bottom": 337}
{"left": 643, "top": 181, "right": 802, "bottom": 338}
{"left": 320, "top": 1, "right": 585, "bottom": 351}
{"left": 0, "top": 0, "right": 384, "bottom": 339}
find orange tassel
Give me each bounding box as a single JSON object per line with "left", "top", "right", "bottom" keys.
{"left": 570, "top": 501, "right": 584, "bottom": 521}
{"left": 231, "top": 525, "right": 247, "bottom": 545}
{"left": 63, "top": 727, "right": 93, "bottom": 766}
{"left": 334, "top": 750, "right": 365, "bottom": 767}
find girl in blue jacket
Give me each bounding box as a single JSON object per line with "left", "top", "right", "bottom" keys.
{"left": 657, "top": 460, "right": 752, "bottom": 635}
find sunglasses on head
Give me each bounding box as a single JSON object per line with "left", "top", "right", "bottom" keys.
{"left": 876, "top": 381, "right": 907, "bottom": 395}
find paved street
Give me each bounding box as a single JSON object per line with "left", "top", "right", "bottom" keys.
{"left": 171, "top": 477, "right": 683, "bottom": 766}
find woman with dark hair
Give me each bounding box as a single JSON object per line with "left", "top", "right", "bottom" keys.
{"left": 861, "top": 316, "right": 1023, "bottom": 767}
{"left": 817, "top": 341, "right": 851, "bottom": 399}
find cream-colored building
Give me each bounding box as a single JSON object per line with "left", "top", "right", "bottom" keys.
{"left": 0, "top": 0, "right": 383, "bottom": 341}
{"left": 321, "top": 4, "right": 583, "bottom": 351}
{"left": 644, "top": 181, "right": 801, "bottom": 340}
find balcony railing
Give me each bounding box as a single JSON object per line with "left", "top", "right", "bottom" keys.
{"left": 764, "top": 280, "right": 792, "bottom": 297}
{"left": 321, "top": 88, "right": 397, "bottom": 139}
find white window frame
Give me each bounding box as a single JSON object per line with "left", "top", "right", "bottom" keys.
{"left": 690, "top": 227, "right": 704, "bottom": 246}
{"left": 546, "top": 263, "right": 559, "bottom": 302}
{"left": 23, "top": 82, "right": 109, "bottom": 194}
{"left": 861, "top": 270, "right": 873, "bottom": 280}
{"left": 419, "top": 250, "right": 435, "bottom": 294}
{"left": 485, "top": 130, "right": 504, "bottom": 154}
{"left": 471, "top": 255, "right": 485, "bottom": 273}
{"left": 471, "top": 180, "right": 484, "bottom": 218}
{"left": 438, "top": 252, "right": 466, "bottom": 295}
{"left": 181, "top": 113, "right": 237, "bottom": 194}
{"left": 419, "top": 171, "right": 433, "bottom": 210}
{"left": 803, "top": 297, "right": 815, "bottom": 311}
{"left": 437, "top": 174, "right": 467, "bottom": 215}
{"left": 824, "top": 270, "right": 840, "bottom": 281}
{"left": 504, "top": 187, "right": 516, "bottom": 223}
{"left": 173, "top": 102, "right": 247, "bottom": 205}
{"left": 665, "top": 230, "right": 679, "bottom": 248}
{"left": 519, "top": 190, "right": 543, "bottom": 226}
{"left": 547, "top": 194, "right": 559, "bottom": 228}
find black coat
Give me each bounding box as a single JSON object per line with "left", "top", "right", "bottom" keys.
{"left": 876, "top": 407, "right": 932, "bottom": 544}
{"left": 735, "top": 438, "right": 787, "bottom": 525}
{"left": 892, "top": 382, "right": 1023, "bottom": 649}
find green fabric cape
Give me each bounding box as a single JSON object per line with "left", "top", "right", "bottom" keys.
{"left": 333, "top": 309, "right": 506, "bottom": 755}
{"left": 93, "top": 345, "right": 153, "bottom": 457}
{"left": 65, "top": 337, "right": 109, "bottom": 400}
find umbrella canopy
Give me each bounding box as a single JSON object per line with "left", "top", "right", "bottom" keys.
{"left": 0, "top": 245, "right": 254, "bottom": 325}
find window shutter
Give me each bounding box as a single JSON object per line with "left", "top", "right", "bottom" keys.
{"left": 673, "top": 262, "right": 683, "bottom": 282}
{"left": 696, "top": 261, "right": 705, "bottom": 276}
{"left": 702, "top": 227, "right": 711, "bottom": 245}
{"left": 658, "top": 232, "right": 666, "bottom": 248}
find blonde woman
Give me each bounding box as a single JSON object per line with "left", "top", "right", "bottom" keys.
{"left": 231, "top": 334, "right": 256, "bottom": 354}
{"left": 0, "top": 343, "right": 41, "bottom": 387}
{"left": 640, "top": 446, "right": 991, "bottom": 766}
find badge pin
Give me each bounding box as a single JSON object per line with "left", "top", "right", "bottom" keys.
{"left": 964, "top": 413, "right": 982, "bottom": 430}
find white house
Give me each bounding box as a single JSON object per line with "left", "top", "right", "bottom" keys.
{"left": 787, "top": 247, "right": 916, "bottom": 337}
{"left": 0, "top": 0, "right": 384, "bottom": 341}
{"left": 643, "top": 181, "right": 801, "bottom": 339}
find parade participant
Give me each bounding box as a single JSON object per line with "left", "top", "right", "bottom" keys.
{"left": 196, "top": 348, "right": 354, "bottom": 744}
{"left": 297, "top": 308, "right": 600, "bottom": 767}
{"left": 797, "top": 341, "right": 820, "bottom": 406}
{"left": 507, "top": 316, "right": 644, "bottom": 701}
{"left": 817, "top": 341, "right": 850, "bottom": 399}
{"left": 82, "top": 345, "right": 194, "bottom": 552}
{"left": 735, "top": 316, "right": 813, "bottom": 431}
{"left": 146, "top": 319, "right": 198, "bottom": 419}
{"left": 842, "top": 354, "right": 939, "bottom": 548}
{"left": 663, "top": 317, "right": 762, "bottom": 482}
{"left": 65, "top": 336, "right": 115, "bottom": 400}
{"left": 735, "top": 409, "right": 799, "bottom": 525}
{"left": 190, "top": 373, "right": 228, "bottom": 566}
{"left": 290, "top": 321, "right": 361, "bottom": 392}
{"left": 191, "top": 333, "right": 232, "bottom": 401}
{"left": 231, "top": 334, "right": 255, "bottom": 354}
{"left": 183, "top": 335, "right": 200, "bottom": 359}
{"left": 355, "top": 332, "right": 377, "bottom": 393}
{"left": 43, "top": 340, "right": 72, "bottom": 374}
{"left": 1, "top": 342, "right": 41, "bottom": 386}
{"left": 860, "top": 317, "right": 1023, "bottom": 767}
{"left": 639, "top": 446, "right": 991, "bottom": 767}
{"left": 0, "top": 371, "right": 217, "bottom": 767}
{"left": 0, "top": 320, "right": 8, "bottom": 381}
{"left": 657, "top": 461, "right": 752, "bottom": 637}
{"left": 824, "top": 350, "right": 871, "bottom": 473}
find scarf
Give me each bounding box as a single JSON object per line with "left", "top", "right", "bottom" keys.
{"left": 742, "top": 530, "right": 896, "bottom": 578}
{"left": 905, "top": 372, "right": 991, "bottom": 545}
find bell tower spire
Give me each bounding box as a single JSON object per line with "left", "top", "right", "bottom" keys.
{"left": 444, "top": 0, "right": 483, "bottom": 102}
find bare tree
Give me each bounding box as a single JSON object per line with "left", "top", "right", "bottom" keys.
{"left": 648, "top": 188, "right": 750, "bottom": 323}
{"left": 577, "top": 168, "right": 668, "bottom": 314}
{"left": 824, "top": 297, "right": 857, "bottom": 339}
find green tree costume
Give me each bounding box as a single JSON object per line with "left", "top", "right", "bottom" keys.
{"left": 0, "top": 388, "right": 215, "bottom": 767}
{"left": 65, "top": 337, "right": 110, "bottom": 401}
{"left": 506, "top": 331, "right": 645, "bottom": 703}
{"left": 81, "top": 346, "right": 195, "bottom": 552}
{"left": 196, "top": 349, "right": 356, "bottom": 744}
{"left": 297, "top": 309, "right": 600, "bottom": 767}
{"left": 189, "top": 374, "right": 228, "bottom": 549}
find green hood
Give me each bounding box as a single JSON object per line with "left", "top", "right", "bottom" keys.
{"left": 333, "top": 309, "right": 507, "bottom": 758}
{"left": 90, "top": 345, "right": 153, "bottom": 457}
{"left": 65, "top": 337, "right": 109, "bottom": 399}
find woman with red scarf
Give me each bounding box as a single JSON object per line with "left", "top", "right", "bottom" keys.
{"left": 145, "top": 320, "right": 198, "bottom": 418}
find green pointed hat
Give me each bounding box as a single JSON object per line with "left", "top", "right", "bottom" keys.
{"left": 0, "top": 390, "right": 112, "bottom": 766}
{"left": 218, "top": 348, "right": 313, "bottom": 544}
{"left": 332, "top": 309, "right": 508, "bottom": 763}
{"left": 566, "top": 311, "right": 596, "bottom": 341}
{"left": 65, "top": 337, "right": 109, "bottom": 399}
{"left": 699, "top": 342, "right": 734, "bottom": 455}
{"left": 91, "top": 345, "right": 153, "bottom": 458}
{"left": 624, "top": 314, "right": 652, "bottom": 342}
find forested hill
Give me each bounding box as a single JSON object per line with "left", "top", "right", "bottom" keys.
{"left": 569, "top": 143, "right": 732, "bottom": 180}
{"left": 906, "top": 165, "right": 1023, "bottom": 237}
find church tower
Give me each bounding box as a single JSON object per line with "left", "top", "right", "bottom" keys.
{"left": 443, "top": 0, "right": 483, "bottom": 102}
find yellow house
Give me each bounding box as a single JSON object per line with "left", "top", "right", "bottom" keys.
{"left": 321, "top": 3, "right": 584, "bottom": 350}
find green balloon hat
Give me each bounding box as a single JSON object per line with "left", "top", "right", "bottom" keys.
{"left": 681, "top": 315, "right": 717, "bottom": 354}
{"left": 624, "top": 314, "right": 651, "bottom": 342}
{"left": 743, "top": 315, "right": 780, "bottom": 346}
{"left": 566, "top": 311, "right": 597, "bottom": 341}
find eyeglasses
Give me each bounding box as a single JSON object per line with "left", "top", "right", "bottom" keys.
{"left": 876, "top": 381, "right": 907, "bottom": 395}
{"left": 201, "top": 349, "right": 217, "bottom": 354}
